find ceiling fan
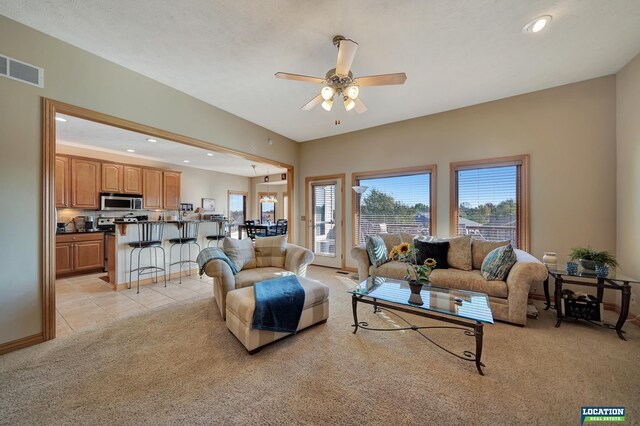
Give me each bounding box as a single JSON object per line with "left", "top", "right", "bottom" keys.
{"left": 275, "top": 35, "right": 407, "bottom": 114}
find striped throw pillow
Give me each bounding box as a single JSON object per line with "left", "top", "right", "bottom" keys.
{"left": 223, "top": 237, "right": 256, "bottom": 271}
{"left": 366, "top": 235, "right": 390, "bottom": 268}
{"left": 254, "top": 235, "right": 287, "bottom": 269}
{"left": 481, "top": 244, "right": 517, "bottom": 281}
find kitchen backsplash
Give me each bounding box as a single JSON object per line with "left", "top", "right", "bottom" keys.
{"left": 56, "top": 209, "right": 184, "bottom": 230}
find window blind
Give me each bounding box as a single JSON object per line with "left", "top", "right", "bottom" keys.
{"left": 456, "top": 165, "right": 518, "bottom": 245}
{"left": 356, "top": 173, "right": 431, "bottom": 244}
{"left": 313, "top": 184, "right": 336, "bottom": 256}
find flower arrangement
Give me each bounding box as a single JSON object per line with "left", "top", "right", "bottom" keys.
{"left": 390, "top": 242, "right": 437, "bottom": 284}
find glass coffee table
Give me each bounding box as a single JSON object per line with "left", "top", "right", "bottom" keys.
{"left": 348, "top": 276, "right": 494, "bottom": 375}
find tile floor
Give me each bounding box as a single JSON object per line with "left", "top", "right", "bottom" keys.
{"left": 56, "top": 272, "right": 212, "bottom": 336}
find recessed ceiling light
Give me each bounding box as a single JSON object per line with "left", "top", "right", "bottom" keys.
{"left": 126, "top": 149, "right": 135, "bottom": 153}
{"left": 146, "top": 138, "right": 157, "bottom": 143}
{"left": 206, "top": 153, "right": 214, "bottom": 157}
{"left": 55, "top": 117, "right": 67, "bottom": 122}
{"left": 183, "top": 160, "right": 190, "bottom": 163}
{"left": 523, "top": 15, "right": 552, "bottom": 33}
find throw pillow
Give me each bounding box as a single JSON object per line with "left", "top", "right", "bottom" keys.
{"left": 438, "top": 236, "right": 472, "bottom": 270}
{"left": 223, "top": 237, "right": 256, "bottom": 271}
{"left": 413, "top": 239, "right": 449, "bottom": 269}
{"left": 366, "top": 235, "right": 390, "bottom": 267}
{"left": 471, "top": 239, "right": 510, "bottom": 270}
{"left": 481, "top": 244, "right": 518, "bottom": 281}
{"left": 254, "top": 235, "right": 287, "bottom": 269}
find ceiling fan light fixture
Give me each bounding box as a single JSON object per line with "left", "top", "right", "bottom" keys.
{"left": 321, "top": 86, "right": 335, "bottom": 100}
{"left": 346, "top": 85, "right": 359, "bottom": 99}
{"left": 344, "top": 97, "right": 355, "bottom": 111}
{"left": 322, "top": 98, "right": 333, "bottom": 111}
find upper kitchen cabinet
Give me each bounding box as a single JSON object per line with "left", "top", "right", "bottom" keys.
{"left": 143, "top": 168, "right": 163, "bottom": 210}
{"left": 55, "top": 156, "right": 70, "bottom": 208}
{"left": 71, "top": 158, "right": 101, "bottom": 209}
{"left": 101, "top": 163, "right": 123, "bottom": 193}
{"left": 163, "top": 171, "right": 181, "bottom": 210}
{"left": 123, "top": 166, "right": 142, "bottom": 194}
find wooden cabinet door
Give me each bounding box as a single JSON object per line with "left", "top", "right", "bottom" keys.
{"left": 73, "top": 239, "right": 104, "bottom": 272}
{"left": 101, "top": 163, "right": 123, "bottom": 193}
{"left": 55, "top": 242, "right": 73, "bottom": 276}
{"left": 71, "top": 158, "right": 101, "bottom": 209}
{"left": 143, "top": 168, "right": 163, "bottom": 209}
{"left": 123, "top": 166, "right": 142, "bottom": 194}
{"left": 163, "top": 171, "right": 181, "bottom": 210}
{"left": 55, "top": 156, "right": 70, "bottom": 208}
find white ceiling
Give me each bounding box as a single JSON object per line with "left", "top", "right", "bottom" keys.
{"left": 3, "top": 1, "right": 640, "bottom": 142}
{"left": 56, "top": 114, "right": 286, "bottom": 177}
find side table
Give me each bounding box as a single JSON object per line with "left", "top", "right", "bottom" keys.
{"left": 543, "top": 268, "right": 638, "bottom": 340}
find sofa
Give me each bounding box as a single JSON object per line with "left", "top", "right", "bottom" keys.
{"left": 204, "top": 240, "right": 314, "bottom": 319}
{"left": 351, "top": 233, "right": 548, "bottom": 326}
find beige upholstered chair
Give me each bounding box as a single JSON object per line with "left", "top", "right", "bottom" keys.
{"left": 204, "top": 243, "right": 314, "bottom": 319}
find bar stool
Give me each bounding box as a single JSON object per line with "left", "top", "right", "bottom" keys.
{"left": 128, "top": 221, "right": 166, "bottom": 294}
{"left": 168, "top": 221, "right": 201, "bottom": 284}
{"left": 206, "top": 220, "right": 229, "bottom": 247}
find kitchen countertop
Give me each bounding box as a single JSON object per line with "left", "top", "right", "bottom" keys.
{"left": 56, "top": 229, "right": 105, "bottom": 235}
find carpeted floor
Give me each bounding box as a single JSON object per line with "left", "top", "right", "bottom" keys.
{"left": 1, "top": 266, "right": 639, "bottom": 425}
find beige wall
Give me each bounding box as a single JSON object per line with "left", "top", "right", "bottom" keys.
{"left": 616, "top": 53, "right": 640, "bottom": 317}
{"left": 0, "top": 16, "right": 298, "bottom": 345}
{"left": 298, "top": 77, "right": 618, "bottom": 298}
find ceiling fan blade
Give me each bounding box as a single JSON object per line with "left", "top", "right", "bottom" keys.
{"left": 336, "top": 39, "right": 358, "bottom": 76}
{"left": 275, "top": 72, "right": 325, "bottom": 84}
{"left": 355, "top": 73, "right": 407, "bottom": 86}
{"left": 301, "top": 94, "right": 323, "bottom": 111}
{"left": 354, "top": 98, "right": 368, "bottom": 114}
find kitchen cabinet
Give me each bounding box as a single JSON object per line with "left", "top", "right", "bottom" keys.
{"left": 101, "top": 163, "right": 123, "bottom": 193}
{"left": 143, "top": 168, "right": 163, "bottom": 209}
{"left": 123, "top": 166, "right": 142, "bottom": 194}
{"left": 71, "top": 158, "right": 101, "bottom": 209}
{"left": 55, "top": 156, "right": 70, "bottom": 208}
{"left": 56, "top": 232, "right": 104, "bottom": 277}
{"left": 163, "top": 171, "right": 181, "bottom": 210}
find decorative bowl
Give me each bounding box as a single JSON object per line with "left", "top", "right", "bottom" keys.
{"left": 579, "top": 259, "right": 597, "bottom": 271}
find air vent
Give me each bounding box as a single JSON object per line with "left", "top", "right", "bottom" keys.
{"left": 0, "top": 54, "right": 44, "bottom": 88}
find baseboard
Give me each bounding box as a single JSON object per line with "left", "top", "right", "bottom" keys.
{"left": 0, "top": 333, "right": 44, "bottom": 355}
{"left": 114, "top": 268, "right": 202, "bottom": 290}
{"left": 528, "top": 293, "right": 640, "bottom": 327}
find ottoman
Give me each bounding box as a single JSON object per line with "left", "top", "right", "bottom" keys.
{"left": 226, "top": 276, "right": 329, "bottom": 353}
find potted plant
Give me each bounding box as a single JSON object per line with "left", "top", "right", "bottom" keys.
{"left": 569, "top": 246, "right": 617, "bottom": 272}
{"left": 389, "top": 243, "right": 437, "bottom": 294}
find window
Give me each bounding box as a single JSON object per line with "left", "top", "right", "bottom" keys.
{"left": 227, "top": 191, "right": 247, "bottom": 239}
{"left": 450, "top": 155, "right": 529, "bottom": 250}
{"left": 353, "top": 165, "right": 436, "bottom": 245}
{"left": 259, "top": 192, "right": 276, "bottom": 223}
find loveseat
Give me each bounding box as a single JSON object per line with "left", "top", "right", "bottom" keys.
{"left": 204, "top": 239, "right": 314, "bottom": 319}
{"left": 351, "top": 233, "right": 548, "bottom": 325}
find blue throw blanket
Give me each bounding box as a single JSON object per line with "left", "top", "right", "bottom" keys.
{"left": 252, "top": 275, "right": 305, "bottom": 334}
{"left": 197, "top": 247, "right": 238, "bottom": 276}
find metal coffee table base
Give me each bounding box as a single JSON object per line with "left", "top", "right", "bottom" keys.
{"left": 351, "top": 294, "right": 486, "bottom": 375}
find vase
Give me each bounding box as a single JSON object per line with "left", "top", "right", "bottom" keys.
{"left": 542, "top": 252, "right": 557, "bottom": 269}
{"left": 595, "top": 264, "right": 609, "bottom": 277}
{"left": 408, "top": 292, "right": 424, "bottom": 305}
{"left": 579, "top": 259, "right": 597, "bottom": 271}
{"left": 408, "top": 281, "right": 423, "bottom": 295}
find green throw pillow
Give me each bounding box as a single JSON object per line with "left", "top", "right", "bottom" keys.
{"left": 481, "top": 244, "right": 517, "bottom": 281}
{"left": 366, "top": 235, "right": 390, "bottom": 268}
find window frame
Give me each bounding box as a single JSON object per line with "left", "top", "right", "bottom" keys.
{"left": 351, "top": 165, "right": 437, "bottom": 246}
{"left": 449, "top": 155, "right": 530, "bottom": 251}
{"left": 258, "top": 191, "right": 277, "bottom": 223}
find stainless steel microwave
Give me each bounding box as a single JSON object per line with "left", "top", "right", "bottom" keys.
{"left": 100, "top": 193, "right": 143, "bottom": 211}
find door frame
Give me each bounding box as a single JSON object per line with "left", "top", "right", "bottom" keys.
{"left": 41, "top": 98, "right": 295, "bottom": 342}
{"left": 304, "top": 174, "right": 346, "bottom": 270}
